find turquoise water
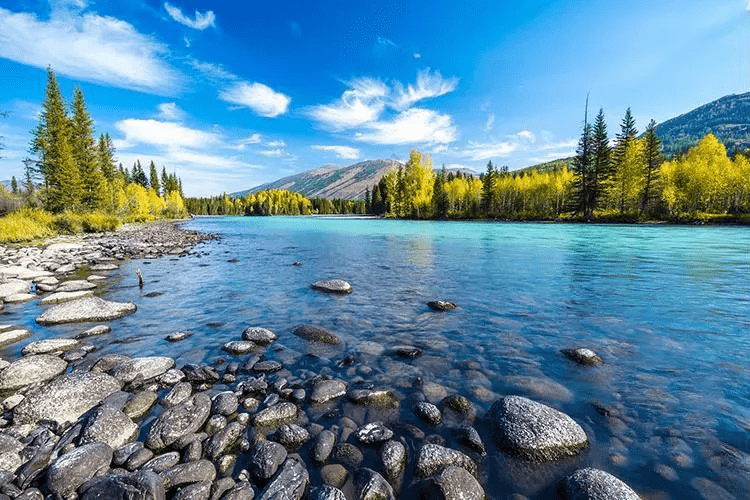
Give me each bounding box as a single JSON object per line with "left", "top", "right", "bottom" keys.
{"left": 4, "top": 216, "right": 748, "bottom": 498}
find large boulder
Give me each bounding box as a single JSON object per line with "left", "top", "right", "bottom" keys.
{"left": 562, "top": 468, "right": 641, "bottom": 499}
{"left": 36, "top": 297, "right": 136, "bottom": 325}
{"left": 80, "top": 405, "right": 139, "bottom": 449}
{"left": 256, "top": 455, "right": 308, "bottom": 500}
{"left": 46, "top": 443, "right": 114, "bottom": 498}
{"left": 146, "top": 393, "right": 212, "bottom": 450}
{"left": 0, "top": 355, "right": 67, "bottom": 391}
{"left": 14, "top": 371, "right": 122, "bottom": 426}
{"left": 489, "top": 395, "right": 588, "bottom": 461}
{"left": 80, "top": 469, "right": 165, "bottom": 500}
{"left": 422, "top": 465, "right": 485, "bottom": 500}
{"left": 311, "top": 279, "right": 352, "bottom": 294}
{"left": 109, "top": 357, "right": 175, "bottom": 384}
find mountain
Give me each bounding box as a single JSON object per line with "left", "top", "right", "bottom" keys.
{"left": 654, "top": 92, "right": 750, "bottom": 157}
{"left": 233, "top": 160, "right": 477, "bottom": 200}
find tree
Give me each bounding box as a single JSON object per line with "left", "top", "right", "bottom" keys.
{"left": 31, "top": 67, "right": 81, "bottom": 212}
{"left": 433, "top": 167, "right": 449, "bottom": 219}
{"left": 133, "top": 160, "right": 148, "bottom": 187}
{"left": 590, "top": 108, "right": 611, "bottom": 211}
{"left": 97, "top": 134, "right": 116, "bottom": 181}
{"left": 640, "top": 119, "right": 663, "bottom": 216}
{"left": 364, "top": 187, "right": 371, "bottom": 214}
{"left": 571, "top": 97, "right": 595, "bottom": 218}
{"left": 71, "top": 87, "right": 105, "bottom": 210}
{"left": 481, "top": 161, "right": 496, "bottom": 216}
{"left": 371, "top": 183, "right": 383, "bottom": 214}
{"left": 149, "top": 161, "right": 160, "bottom": 196}
{"left": 10, "top": 176, "right": 17, "bottom": 194}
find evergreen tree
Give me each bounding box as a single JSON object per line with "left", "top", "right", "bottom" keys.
{"left": 590, "top": 108, "right": 611, "bottom": 211}
{"left": 364, "top": 187, "right": 371, "bottom": 214}
{"left": 433, "top": 167, "right": 449, "bottom": 219}
{"left": 149, "top": 161, "right": 160, "bottom": 196}
{"left": 97, "top": 134, "right": 116, "bottom": 181}
{"left": 481, "top": 160, "right": 496, "bottom": 216}
{"left": 132, "top": 160, "right": 148, "bottom": 187}
{"left": 572, "top": 98, "right": 595, "bottom": 218}
{"left": 31, "top": 67, "right": 81, "bottom": 212}
{"left": 161, "top": 167, "right": 169, "bottom": 194}
{"left": 611, "top": 108, "right": 638, "bottom": 215}
{"left": 395, "top": 166, "right": 406, "bottom": 217}
{"left": 120, "top": 163, "right": 129, "bottom": 182}
{"left": 71, "top": 87, "right": 105, "bottom": 210}
{"left": 640, "top": 119, "right": 663, "bottom": 216}
{"left": 10, "top": 176, "right": 17, "bottom": 194}
{"left": 371, "top": 183, "right": 382, "bottom": 214}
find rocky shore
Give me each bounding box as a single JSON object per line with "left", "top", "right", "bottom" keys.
{"left": 0, "top": 220, "right": 649, "bottom": 499}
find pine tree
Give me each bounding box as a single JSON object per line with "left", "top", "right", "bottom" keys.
{"left": 71, "top": 87, "right": 105, "bottom": 210}
{"left": 10, "top": 176, "right": 17, "bottom": 194}
{"left": 611, "top": 108, "right": 639, "bottom": 215}
{"left": 161, "top": 167, "right": 169, "bottom": 194}
{"left": 97, "top": 134, "right": 116, "bottom": 181}
{"left": 572, "top": 97, "right": 595, "bottom": 218}
{"left": 590, "top": 108, "right": 611, "bottom": 211}
{"left": 149, "top": 161, "right": 160, "bottom": 196}
{"left": 371, "top": 183, "right": 382, "bottom": 215}
{"left": 481, "top": 160, "right": 496, "bottom": 216}
{"left": 433, "top": 167, "right": 449, "bottom": 219}
{"left": 31, "top": 67, "right": 81, "bottom": 212}
{"left": 640, "top": 119, "right": 663, "bottom": 216}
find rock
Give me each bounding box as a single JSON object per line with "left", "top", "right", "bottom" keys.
{"left": 161, "top": 369, "right": 185, "bottom": 385}
{"left": 310, "top": 485, "right": 347, "bottom": 500}
{"left": 46, "top": 443, "right": 113, "bottom": 498}
{"left": 562, "top": 348, "right": 604, "bottom": 366}
{"left": 0, "top": 266, "right": 51, "bottom": 281}
{"left": 212, "top": 392, "right": 239, "bottom": 416}
{"left": 249, "top": 441, "right": 287, "bottom": 481}
{"left": 163, "top": 382, "right": 192, "bottom": 408}
{"left": 113, "top": 442, "right": 143, "bottom": 467}
{"left": 380, "top": 440, "right": 406, "bottom": 479}
{"left": 256, "top": 455, "right": 308, "bottom": 500}
{"left": 220, "top": 481, "right": 255, "bottom": 500}
{"left": 414, "top": 401, "right": 442, "bottom": 426}
{"left": 320, "top": 464, "right": 348, "bottom": 489}
{"left": 415, "top": 444, "right": 477, "bottom": 478}
{"left": 142, "top": 452, "right": 180, "bottom": 473}
{"left": 441, "top": 394, "right": 473, "bottom": 413}
{"left": 393, "top": 345, "right": 422, "bottom": 359}
{"left": 89, "top": 263, "right": 118, "bottom": 271}
{"left": 275, "top": 424, "right": 310, "bottom": 450}
{"left": 4, "top": 293, "right": 35, "bottom": 303}
{"left": 253, "top": 360, "right": 282, "bottom": 373}
{"left": 110, "top": 357, "right": 175, "bottom": 384}
{"left": 292, "top": 325, "right": 340, "bottom": 345}
{"left": 489, "top": 396, "right": 588, "bottom": 461}
{"left": 311, "top": 279, "right": 352, "bottom": 294}
{"left": 56, "top": 280, "right": 98, "bottom": 292}
{"left": 347, "top": 388, "right": 399, "bottom": 408}
{"left": 21, "top": 338, "right": 79, "bottom": 355}
{"left": 504, "top": 375, "right": 574, "bottom": 402}
{"left": 422, "top": 465, "right": 485, "bottom": 500}
{"left": 242, "top": 327, "right": 277, "bottom": 344}
{"left": 205, "top": 422, "right": 244, "bottom": 459}
{"left": 0, "top": 329, "right": 32, "bottom": 347}
{"left": 457, "top": 426, "right": 486, "bottom": 455}
{"left": 355, "top": 422, "right": 393, "bottom": 445}
{"left": 174, "top": 481, "right": 211, "bottom": 500}
{"left": 80, "top": 469, "right": 165, "bottom": 500}
{"left": 75, "top": 325, "right": 111, "bottom": 339}
{"left": 0, "top": 280, "right": 30, "bottom": 301}
{"left": 562, "top": 468, "right": 640, "bottom": 500}
{"left": 0, "top": 355, "right": 68, "bottom": 391}
{"left": 427, "top": 300, "right": 457, "bottom": 311}
{"left": 222, "top": 341, "right": 255, "bottom": 355}
{"left": 123, "top": 390, "right": 158, "bottom": 419}
{"left": 39, "top": 290, "right": 94, "bottom": 305}
{"left": 310, "top": 379, "right": 347, "bottom": 404}
{"left": 146, "top": 393, "right": 212, "bottom": 450}
{"left": 167, "top": 331, "right": 191, "bottom": 342}
{"left": 252, "top": 402, "right": 297, "bottom": 427}
{"left": 312, "top": 430, "right": 336, "bottom": 463}
{"left": 181, "top": 364, "right": 219, "bottom": 384}
{"left": 161, "top": 460, "right": 216, "bottom": 490}
{"left": 14, "top": 371, "right": 122, "bottom": 426}
{"left": 36, "top": 297, "right": 136, "bottom": 324}
{"left": 0, "top": 434, "right": 24, "bottom": 473}
{"left": 356, "top": 468, "right": 395, "bottom": 500}
{"left": 332, "top": 443, "right": 363, "bottom": 469}
{"left": 80, "top": 405, "right": 139, "bottom": 448}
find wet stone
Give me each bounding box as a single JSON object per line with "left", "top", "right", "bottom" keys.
{"left": 253, "top": 360, "right": 282, "bottom": 373}
{"left": 356, "top": 468, "right": 395, "bottom": 500}
{"left": 161, "top": 460, "right": 216, "bottom": 490}
{"left": 310, "top": 379, "right": 347, "bottom": 405}
{"left": 394, "top": 345, "right": 422, "bottom": 359}
{"left": 292, "top": 325, "right": 340, "bottom": 345}
{"left": 173, "top": 480, "right": 212, "bottom": 500}
{"left": 163, "top": 382, "right": 192, "bottom": 409}
{"left": 80, "top": 404, "right": 139, "bottom": 449}
{"left": 79, "top": 469, "right": 165, "bottom": 500}
{"left": 427, "top": 300, "right": 457, "bottom": 311}
{"left": 212, "top": 392, "right": 239, "bottom": 416}
{"left": 333, "top": 443, "right": 363, "bottom": 469}
{"left": 0, "top": 355, "right": 67, "bottom": 391}
{"left": 252, "top": 402, "right": 297, "bottom": 427}
{"left": 562, "top": 348, "right": 604, "bottom": 366}
{"left": 205, "top": 422, "right": 245, "bottom": 459}
{"left": 312, "top": 429, "right": 336, "bottom": 463}
{"left": 414, "top": 401, "right": 442, "bottom": 426}
{"left": 562, "top": 468, "right": 640, "bottom": 500}
{"left": 380, "top": 440, "right": 407, "bottom": 480}
{"left": 347, "top": 388, "right": 399, "bottom": 408}
{"left": 276, "top": 424, "right": 311, "bottom": 450}
{"left": 242, "top": 327, "right": 277, "bottom": 344}
{"left": 310, "top": 485, "right": 347, "bottom": 500}
{"left": 311, "top": 279, "right": 352, "bottom": 294}
{"left": 47, "top": 443, "right": 114, "bottom": 498}
{"left": 249, "top": 441, "right": 288, "bottom": 481}
{"left": 422, "top": 465, "right": 484, "bottom": 500}
{"left": 167, "top": 331, "right": 192, "bottom": 342}
{"left": 146, "top": 393, "right": 212, "bottom": 450}
{"left": 21, "top": 338, "right": 79, "bottom": 355}
{"left": 355, "top": 422, "right": 394, "bottom": 445}
{"left": 457, "top": 426, "right": 486, "bottom": 455}
{"left": 415, "top": 443, "right": 477, "bottom": 479}
{"left": 123, "top": 390, "right": 158, "bottom": 420}
{"left": 222, "top": 341, "right": 255, "bottom": 355}
{"left": 36, "top": 296, "right": 136, "bottom": 325}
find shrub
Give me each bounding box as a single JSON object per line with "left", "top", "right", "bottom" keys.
{"left": 81, "top": 212, "right": 121, "bottom": 232}
{"left": 0, "top": 208, "right": 54, "bottom": 243}
{"left": 53, "top": 212, "right": 85, "bottom": 234}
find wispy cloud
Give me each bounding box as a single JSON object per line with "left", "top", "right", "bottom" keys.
{"left": 392, "top": 68, "right": 459, "bottom": 110}
{"left": 413, "top": 53, "right": 422, "bottom": 60}
{"left": 484, "top": 113, "right": 495, "bottom": 132}
{"left": 0, "top": 6, "right": 183, "bottom": 95}
{"left": 183, "top": 36, "right": 191, "bottom": 48}
{"left": 189, "top": 59, "right": 237, "bottom": 83}
{"left": 163, "top": 2, "right": 216, "bottom": 30}
{"left": 355, "top": 108, "right": 456, "bottom": 146}
{"left": 461, "top": 140, "right": 519, "bottom": 161}
{"left": 311, "top": 145, "right": 360, "bottom": 160}
{"left": 157, "top": 102, "right": 185, "bottom": 121}
{"left": 515, "top": 130, "right": 535, "bottom": 142}
{"left": 220, "top": 81, "right": 291, "bottom": 118}
{"left": 307, "top": 78, "right": 388, "bottom": 131}
{"left": 377, "top": 36, "right": 397, "bottom": 47}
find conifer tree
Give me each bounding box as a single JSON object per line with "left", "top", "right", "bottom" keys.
{"left": 10, "top": 176, "right": 17, "bottom": 194}
{"left": 590, "top": 108, "right": 611, "bottom": 211}
{"left": 481, "top": 160, "right": 496, "bottom": 216}
{"left": 572, "top": 97, "right": 595, "bottom": 218}
{"left": 97, "top": 134, "right": 116, "bottom": 181}
{"left": 640, "top": 119, "right": 663, "bottom": 216}
{"left": 364, "top": 187, "right": 371, "bottom": 214}
{"left": 149, "top": 161, "right": 160, "bottom": 196}
{"left": 71, "top": 87, "right": 105, "bottom": 210}
{"left": 161, "top": 167, "right": 169, "bottom": 194}
{"left": 610, "top": 108, "right": 638, "bottom": 215}
{"left": 433, "top": 167, "right": 449, "bottom": 219}
{"left": 371, "top": 183, "right": 382, "bottom": 214}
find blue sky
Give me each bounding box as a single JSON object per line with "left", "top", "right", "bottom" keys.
{"left": 0, "top": 0, "right": 747, "bottom": 196}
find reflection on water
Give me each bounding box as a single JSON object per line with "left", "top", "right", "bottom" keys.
{"left": 1, "top": 217, "right": 748, "bottom": 499}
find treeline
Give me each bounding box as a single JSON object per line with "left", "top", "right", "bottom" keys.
{"left": 10, "top": 67, "right": 187, "bottom": 221}
{"left": 185, "top": 190, "right": 367, "bottom": 216}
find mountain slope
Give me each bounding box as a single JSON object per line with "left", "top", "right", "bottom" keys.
{"left": 654, "top": 92, "right": 750, "bottom": 157}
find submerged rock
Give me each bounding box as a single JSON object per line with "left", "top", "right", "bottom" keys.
{"left": 242, "top": 326, "right": 277, "bottom": 344}
{"left": 36, "top": 296, "right": 136, "bottom": 324}
{"left": 347, "top": 388, "right": 399, "bottom": 408}
{"left": 562, "top": 468, "right": 641, "bottom": 500}
{"left": 222, "top": 340, "right": 255, "bottom": 355}
{"left": 310, "top": 379, "right": 347, "bottom": 404}
{"left": 427, "top": 300, "right": 457, "bottom": 311}
{"left": 562, "top": 348, "right": 604, "bottom": 366}
{"left": 311, "top": 279, "right": 352, "bottom": 294}
{"left": 292, "top": 325, "right": 340, "bottom": 345}
{"left": 489, "top": 395, "right": 588, "bottom": 461}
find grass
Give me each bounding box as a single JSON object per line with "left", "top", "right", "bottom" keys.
{"left": 0, "top": 209, "right": 122, "bottom": 244}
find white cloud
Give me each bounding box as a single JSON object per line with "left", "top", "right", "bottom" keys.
{"left": 311, "top": 145, "right": 360, "bottom": 160}
{"left": 392, "top": 68, "right": 459, "bottom": 110}
{"left": 461, "top": 140, "right": 519, "bottom": 161}
{"left": 183, "top": 36, "right": 191, "bottom": 48}
{"left": 0, "top": 7, "right": 183, "bottom": 95}
{"left": 259, "top": 148, "right": 285, "bottom": 157}
{"left": 307, "top": 78, "right": 388, "bottom": 130}
{"left": 747, "top": 0, "right": 750, "bottom": 13}
{"left": 190, "top": 59, "right": 237, "bottom": 82}
{"left": 413, "top": 53, "right": 422, "bottom": 59}
{"left": 220, "top": 81, "right": 291, "bottom": 118}
{"left": 377, "top": 36, "right": 397, "bottom": 47}
{"left": 240, "top": 133, "right": 262, "bottom": 145}
{"left": 157, "top": 102, "right": 185, "bottom": 121}
{"left": 164, "top": 2, "right": 215, "bottom": 30}
{"left": 515, "top": 130, "right": 535, "bottom": 142}
{"left": 484, "top": 113, "right": 495, "bottom": 132}
{"left": 266, "top": 140, "right": 286, "bottom": 148}
{"left": 355, "top": 108, "right": 457, "bottom": 146}
{"left": 115, "top": 119, "right": 220, "bottom": 149}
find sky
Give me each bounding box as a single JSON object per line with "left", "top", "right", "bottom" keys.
{"left": 0, "top": 0, "right": 747, "bottom": 196}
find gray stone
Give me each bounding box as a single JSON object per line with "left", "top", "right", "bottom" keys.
{"left": 347, "top": 388, "right": 399, "bottom": 408}
{"left": 355, "top": 422, "right": 393, "bottom": 445}
{"left": 311, "top": 279, "right": 352, "bottom": 294}
{"left": 562, "top": 468, "right": 640, "bottom": 500}
{"left": 80, "top": 469, "right": 165, "bottom": 500}
{"left": 0, "top": 280, "right": 30, "bottom": 301}
{"left": 142, "top": 452, "right": 180, "bottom": 473}
{"left": 146, "top": 393, "right": 212, "bottom": 450}
{"left": 422, "top": 465, "right": 485, "bottom": 500}
{"left": 292, "top": 325, "right": 340, "bottom": 345}
{"left": 75, "top": 325, "right": 111, "bottom": 339}
{"left": 126, "top": 447, "right": 155, "bottom": 471}
{"left": 0, "top": 434, "right": 24, "bottom": 473}
{"left": 4, "top": 293, "right": 35, "bottom": 303}
{"left": 256, "top": 455, "right": 308, "bottom": 500}
{"left": 332, "top": 443, "right": 363, "bottom": 469}
{"left": 489, "top": 396, "right": 588, "bottom": 461}
{"left": 163, "top": 382, "right": 192, "bottom": 409}
{"left": 356, "top": 468, "right": 395, "bottom": 500}
{"left": 562, "top": 348, "right": 604, "bottom": 366}
{"left": 0, "top": 355, "right": 68, "bottom": 391}
{"left": 36, "top": 297, "right": 137, "bottom": 324}
{"left": 14, "top": 371, "right": 122, "bottom": 426}
{"left": 167, "top": 331, "right": 191, "bottom": 342}
{"left": 0, "top": 329, "right": 31, "bottom": 347}
{"left": 113, "top": 442, "right": 143, "bottom": 467}
{"left": 174, "top": 481, "right": 212, "bottom": 500}
{"left": 415, "top": 444, "right": 477, "bottom": 478}
{"left": 205, "top": 422, "right": 244, "bottom": 459}
{"left": 310, "top": 379, "right": 347, "bottom": 404}
{"left": 0, "top": 266, "right": 51, "bottom": 281}
{"left": 320, "top": 464, "right": 348, "bottom": 489}
{"left": 457, "top": 426, "right": 486, "bottom": 455}
{"left": 252, "top": 402, "right": 297, "bottom": 427}
{"left": 380, "top": 440, "right": 406, "bottom": 480}
{"left": 80, "top": 405, "right": 139, "bottom": 448}
{"left": 56, "top": 280, "right": 97, "bottom": 292}
{"left": 414, "top": 401, "right": 442, "bottom": 426}
{"left": 21, "top": 338, "right": 79, "bottom": 355}
{"left": 220, "top": 481, "right": 255, "bottom": 500}
{"left": 275, "top": 424, "right": 310, "bottom": 450}
{"left": 123, "top": 390, "right": 158, "bottom": 419}
{"left": 312, "top": 430, "right": 336, "bottom": 463}
{"left": 161, "top": 460, "right": 216, "bottom": 490}
{"left": 427, "top": 300, "right": 457, "bottom": 311}
{"left": 161, "top": 369, "right": 185, "bottom": 385}
{"left": 309, "top": 485, "right": 346, "bottom": 500}
{"left": 46, "top": 443, "right": 113, "bottom": 498}
{"left": 222, "top": 341, "right": 255, "bottom": 355}
{"left": 110, "top": 356, "right": 176, "bottom": 384}
{"left": 504, "top": 375, "right": 573, "bottom": 402}
{"left": 253, "top": 360, "right": 282, "bottom": 373}
{"left": 39, "top": 290, "right": 94, "bottom": 305}
{"left": 242, "top": 327, "right": 276, "bottom": 344}
{"left": 212, "top": 392, "right": 239, "bottom": 416}
{"left": 249, "top": 441, "right": 288, "bottom": 481}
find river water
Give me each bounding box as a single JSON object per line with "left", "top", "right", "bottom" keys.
{"left": 4, "top": 216, "right": 749, "bottom": 499}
